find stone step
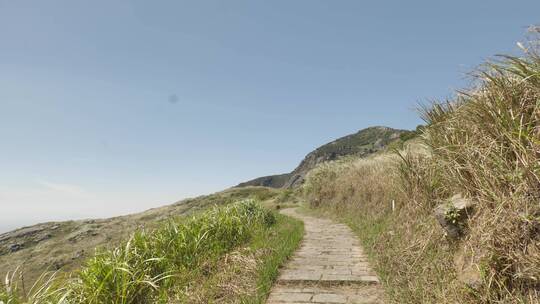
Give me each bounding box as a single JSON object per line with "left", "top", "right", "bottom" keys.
{"left": 267, "top": 284, "right": 382, "bottom": 304}
{"left": 278, "top": 273, "right": 380, "bottom": 284}
{"left": 266, "top": 208, "right": 384, "bottom": 304}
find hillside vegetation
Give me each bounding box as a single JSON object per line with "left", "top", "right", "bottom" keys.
{"left": 1, "top": 198, "right": 303, "bottom": 303}
{"left": 0, "top": 187, "right": 281, "bottom": 288}
{"left": 303, "top": 38, "right": 540, "bottom": 303}
{"left": 237, "top": 126, "right": 407, "bottom": 188}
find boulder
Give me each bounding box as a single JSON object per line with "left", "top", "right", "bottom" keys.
{"left": 8, "top": 243, "right": 23, "bottom": 252}
{"left": 434, "top": 194, "right": 474, "bottom": 238}
{"left": 454, "top": 247, "right": 482, "bottom": 290}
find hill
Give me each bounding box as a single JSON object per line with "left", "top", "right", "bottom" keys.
{"left": 0, "top": 125, "right": 406, "bottom": 290}
{"left": 237, "top": 126, "right": 407, "bottom": 188}
{"left": 0, "top": 125, "right": 407, "bottom": 295}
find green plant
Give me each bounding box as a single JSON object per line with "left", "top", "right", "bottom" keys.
{"left": 444, "top": 205, "right": 461, "bottom": 225}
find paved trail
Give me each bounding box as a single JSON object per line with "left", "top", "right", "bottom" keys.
{"left": 267, "top": 208, "right": 383, "bottom": 304}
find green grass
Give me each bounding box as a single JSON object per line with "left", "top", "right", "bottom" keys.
{"left": 243, "top": 212, "right": 303, "bottom": 303}
{"left": 170, "top": 210, "right": 303, "bottom": 304}
{"left": 0, "top": 187, "right": 283, "bottom": 290}
{"left": 0, "top": 200, "right": 304, "bottom": 304}
{"left": 311, "top": 126, "right": 405, "bottom": 158}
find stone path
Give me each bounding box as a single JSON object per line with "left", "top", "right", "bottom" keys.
{"left": 267, "top": 208, "right": 384, "bottom": 304}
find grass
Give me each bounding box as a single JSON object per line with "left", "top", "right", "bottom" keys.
{"left": 414, "top": 39, "right": 540, "bottom": 302}
{"left": 172, "top": 211, "right": 303, "bottom": 304}
{"left": 302, "top": 33, "right": 540, "bottom": 303}
{"left": 245, "top": 213, "right": 303, "bottom": 303}
{"left": 0, "top": 200, "right": 303, "bottom": 303}
{"left": 302, "top": 150, "right": 457, "bottom": 303}
{"left": 0, "top": 186, "right": 283, "bottom": 290}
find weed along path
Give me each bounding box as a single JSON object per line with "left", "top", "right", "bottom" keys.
{"left": 267, "top": 208, "right": 383, "bottom": 304}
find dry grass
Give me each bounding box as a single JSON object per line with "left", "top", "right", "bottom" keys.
{"left": 173, "top": 211, "right": 304, "bottom": 304}
{"left": 303, "top": 148, "right": 459, "bottom": 303}
{"left": 416, "top": 38, "right": 540, "bottom": 302}
{"left": 179, "top": 248, "right": 261, "bottom": 303}
{"left": 303, "top": 34, "right": 540, "bottom": 303}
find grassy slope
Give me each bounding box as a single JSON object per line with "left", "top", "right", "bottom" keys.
{"left": 303, "top": 38, "right": 540, "bottom": 303}
{"left": 1, "top": 200, "right": 303, "bottom": 303}
{"left": 303, "top": 147, "right": 456, "bottom": 303}
{"left": 0, "top": 187, "right": 281, "bottom": 288}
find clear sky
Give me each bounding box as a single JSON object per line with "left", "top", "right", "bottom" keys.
{"left": 1, "top": 1, "right": 539, "bottom": 233}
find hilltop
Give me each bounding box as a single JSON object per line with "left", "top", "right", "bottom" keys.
{"left": 237, "top": 126, "right": 407, "bottom": 188}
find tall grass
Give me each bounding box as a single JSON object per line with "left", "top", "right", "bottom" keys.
{"left": 303, "top": 150, "right": 458, "bottom": 303}
{"left": 303, "top": 34, "right": 540, "bottom": 303}
{"left": 0, "top": 270, "right": 68, "bottom": 304}
{"left": 416, "top": 38, "right": 540, "bottom": 302}
{"left": 179, "top": 213, "right": 304, "bottom": 304}
{"left": 1, "top": 200, "right": 281, "bottom": 303}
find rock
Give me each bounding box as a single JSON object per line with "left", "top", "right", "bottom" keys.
{"left": 8, "top": 243, "right": 23, "bottom": 252}
{"left": 373, "top": 138, "right": 384, "bottom": 149}
{"left": 434, "top": 194, "right": 474, "bottom": 238}
{"left": 72, "top": 250, "right": 85, "bottom": 260}
{"left": 454, "top": 247, "right": 482, "bottom": 290}
{"left": 34, "top": 233, "right": 52, "bottom": 243}
{"left": 52, "top": 259, "right": 65, "bottom": 270}
{"left": 0, "top": 225, "right": 47, "bottom": 243}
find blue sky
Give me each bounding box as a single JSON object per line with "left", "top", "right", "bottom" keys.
{"left": 1, "top": 0, "right": 539, "bottom": 232}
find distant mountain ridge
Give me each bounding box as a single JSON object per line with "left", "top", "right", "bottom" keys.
{"left": 236, "top": 126, "right": 407, "bottom": 188}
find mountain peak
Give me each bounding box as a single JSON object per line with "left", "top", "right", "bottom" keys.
{"left": 236, "top": 126, "right": 407, "bottom": 188}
